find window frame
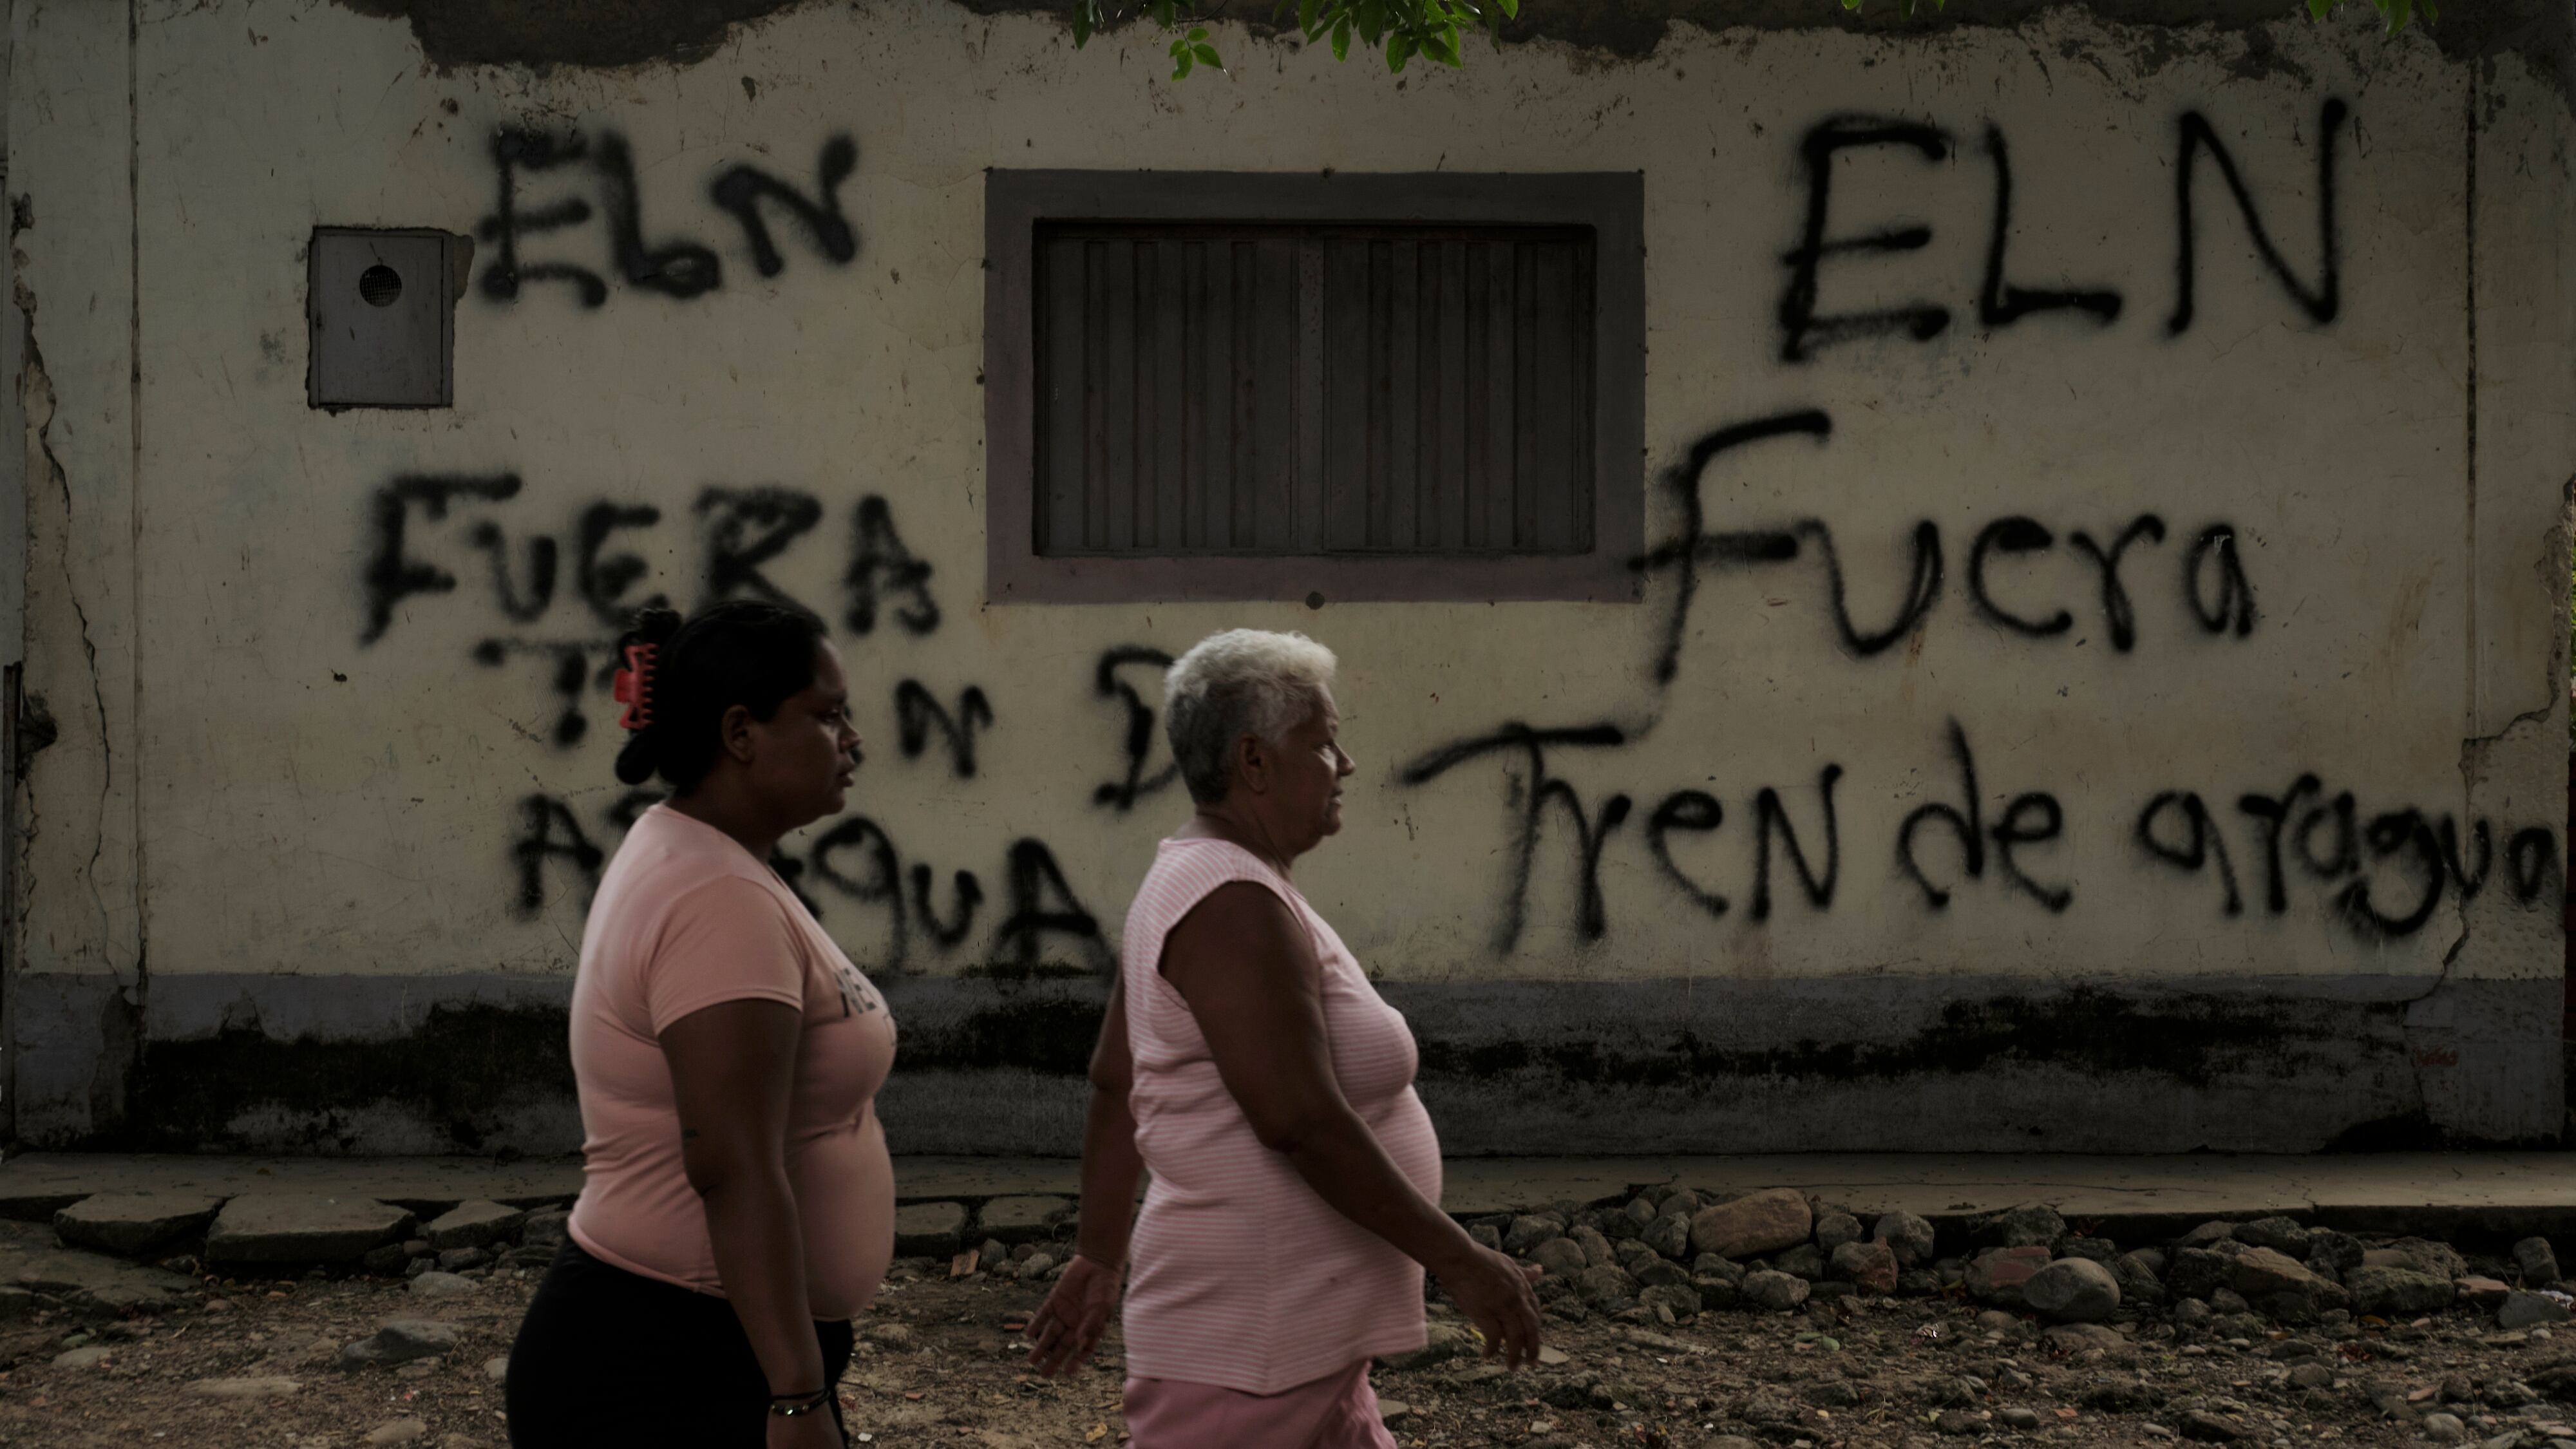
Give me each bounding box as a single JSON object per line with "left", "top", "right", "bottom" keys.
{"left": 983, "top": 169, "right": 1645, "bottom": 605}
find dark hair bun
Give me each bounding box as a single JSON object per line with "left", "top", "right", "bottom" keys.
{"left": 606, "top": 599, "right": 826, "bottom": 793}
{"left": 626, "top": 605, "right": 682, "bottom": 649}
{"left": 611, "top": 606, "right": 685, "bottom": 785}
{"left": 612, "top": 728, "right": 661, "bottom": 786}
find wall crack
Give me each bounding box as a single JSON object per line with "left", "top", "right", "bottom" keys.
{"left": 14, "top": 261, "right": 120, "bottom": 989}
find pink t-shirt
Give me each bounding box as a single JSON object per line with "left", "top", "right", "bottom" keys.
{"left": 1119, "top": 837, "right": 1441, "bottom": 1394}
{"left": 566, "top": 804, "right": 897, "bottom": 1321}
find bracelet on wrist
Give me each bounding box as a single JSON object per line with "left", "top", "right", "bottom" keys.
{"left": 768, "top": 1387, "right": 833, "bottom": 1417}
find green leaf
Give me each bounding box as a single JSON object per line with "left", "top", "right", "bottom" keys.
{"left": 1332, "top": 14, "right": 1351, "bottom": 59}
{"left": 1421, "top": 30, "right": 1457, "bottom": 65}
{"left": 1300, "top": 0, "right": 1323, "bottom": 32}
{"left": 1194, "top": 42, "right": 1222, "bottom": 66}
{"left": 1173, "top": 51, "right": 1193, "bottom": 79}
{"left": 1497, "top": 0, "right": 1517, "bottom": 17}
{"left": 1072, "top": 1, "right": 1094, "bottom": 46}
{"left": 1189, "top": 26, "right": 1208, "bottom": 40}
{"left": 2307, "top": 0, "right": 2329, "bottom": 14}
{"left": 1388, "top": 32, "right": 1415, "bottom": 70}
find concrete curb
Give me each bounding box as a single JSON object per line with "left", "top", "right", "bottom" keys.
{"left": 8, "top": 1151, "right": 2576, "bottom": 1244}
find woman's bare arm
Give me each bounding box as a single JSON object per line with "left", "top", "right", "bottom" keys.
{"left": 662, "top": 999, "right": 828, "bottom": 1398}
{"left": 1026, "top": 980, "right": 1142, "bottom": 1376}
{"left": 1072, "top": 980, "right": 1143, "bottom": 1267}
{"left": 1161, "top": 882, "right": 1542, "bottom": 1366}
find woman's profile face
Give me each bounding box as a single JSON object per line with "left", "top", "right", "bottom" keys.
{"left": 748, "top": 640, "right": 862, "bottom": 827}
{"left": 1271, "top": 689, "right": 1356, "bottom": 850}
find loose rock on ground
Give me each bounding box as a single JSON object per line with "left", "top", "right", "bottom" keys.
{"left": 10, "top": 1189, "right": 2576, "bottom": 1447}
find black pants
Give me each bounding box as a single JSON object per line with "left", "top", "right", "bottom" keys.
{"left": 506, "top": 1240, "right": 853, "bottom": 1448}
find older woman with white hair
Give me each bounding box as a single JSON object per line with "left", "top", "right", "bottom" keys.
{"left": 1025, "top": 629, "right": 1542, "bottom": 1448}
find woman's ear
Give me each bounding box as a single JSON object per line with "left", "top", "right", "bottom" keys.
{"left": 1231, "top": 731, "right": 1268, "bottom": 797}
{"left": 719, "top": 702, "right": 757, "bottom": 765}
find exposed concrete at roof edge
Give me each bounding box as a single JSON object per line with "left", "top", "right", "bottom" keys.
{"left": 327, "top": 0, "right": 825, "bottom": 70}
{"left": 333, "top": 0, "right": 2575, "bottom": 96}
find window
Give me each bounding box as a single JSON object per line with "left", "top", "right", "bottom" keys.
{"left": 985, "top": 171, "right": 1642, "bottom": 603}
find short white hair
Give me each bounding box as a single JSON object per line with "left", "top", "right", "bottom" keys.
{"left": 1163, "top": 629, "right": 1338, "bottom": 804}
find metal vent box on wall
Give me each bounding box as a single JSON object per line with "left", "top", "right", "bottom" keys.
{"left": 307, "top": 227, "right": 461, "bottom": 408}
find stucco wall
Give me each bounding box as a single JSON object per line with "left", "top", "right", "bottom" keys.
{"left": 5, "top": 0, "right": 2569, "bottom": 1153}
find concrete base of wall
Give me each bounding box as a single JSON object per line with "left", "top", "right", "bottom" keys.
{"left": 10, "top": 970, "right": 2562, "bottom": 1154}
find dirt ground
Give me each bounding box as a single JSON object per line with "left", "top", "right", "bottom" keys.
{"left": 0, "top": 1244, "right": 2566, "bottom": 1449}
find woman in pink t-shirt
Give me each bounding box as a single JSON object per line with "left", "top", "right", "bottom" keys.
{"left": 1026, "top": 629, "right": 1542, "bottom": 1449}
{"left": 507, "top": 600, "right": 893, "bottom": 1449}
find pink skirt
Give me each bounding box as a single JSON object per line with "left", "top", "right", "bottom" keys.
{"left": 1123, "top": 1358, "right": 1397, "bottom": 1449}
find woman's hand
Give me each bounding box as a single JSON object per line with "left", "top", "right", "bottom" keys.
{"left": 1435, "top": 1246, "right": 1546, "bottom": 1369}
{"left": 1025, "top": 1254, "right": 1122, "bottom": 1377}
{"left": 765, "top": 1406, "right": 845, "bottom": 1449}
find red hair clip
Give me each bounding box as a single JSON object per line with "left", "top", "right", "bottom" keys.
{"left": 611, "top": 643, "right": 658, "bottom": 730}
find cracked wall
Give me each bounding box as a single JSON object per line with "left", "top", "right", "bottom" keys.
{"left": 5, "top": 0, "right": 2572, "bottom": 1152}
{"left": 11, "top": 0, "right": 142, "bottom": 1142}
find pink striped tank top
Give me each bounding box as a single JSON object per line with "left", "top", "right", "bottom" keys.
{"left": 1117, "top": 836, "right": 1441, "bottom": 1394}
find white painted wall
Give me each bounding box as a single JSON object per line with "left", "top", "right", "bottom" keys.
{"left": 6, "top": 0, "right": 2569, "bottom": 1146}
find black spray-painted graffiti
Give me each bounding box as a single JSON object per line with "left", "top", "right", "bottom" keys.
{"left": 1781, "top": 100, "right": 2345, "bottom": 361}
{"left": 2168, "top": 102, "right": 2347, "bottom": 336}
{"left": 1897, "top": 722, "right": 2070, "bottom": 914}
{"left": 509, "top": 791, "right": 1108, "bottom": 976}
{"left": 1980, "top": 125, "right": 2124, "bottom": 332}
{"left": 480, "top": 128, "right": 858, "bottom": 307}
{"left": 1392, "top": 718, "right": 1853, "bottom": 952}
{"left": 1638, "top": 409, "right": 2264, "bottom": 688}
{"left": 364, "top": 462, "right": 1122, "bottom": 975}
{"left": 697, "top": 487, "right": 824, "bottom": 607}
{"left": 368, "top": 477, "right": 943, "bottom": 634}
{"left": 1653, "top": 767, "right": 1843, "bottom": 925}
{"left": 1397, "top": 724, "right": 1632, "bottom": 950}
{"left": 511, "top": 795, "right": 604, "bottom": 915}
{"left": 2139, "top": 776, "right": 2559, "bottom": 940}
{"left": 360, "top": 478, "right": 944, "bottom": 732}
{"left": 805, "top": 815, "right": 990, "bottom": 962}
{"left": 895, "top": 681, "right": 992, "bottom": 779}
{"left": 1404, "top": 397, "right": 2555, "bottom": 951}
{"left": 471, "top": 638, "right": 616, "bottom": 748}
{"left": 848, "top": 497, "right": 940, "bottom": 638}
{"left": 362, "top": 474, "right": 526, "bottom": 644}
{"left": 450, "top": 99, "right": 2498, "bottom": 987}
{"left": 1090, "top": 647, "right": 1181, "bottom": 812}
{"left": 1399, "top": 712, "right": 2555, "bottom": 951}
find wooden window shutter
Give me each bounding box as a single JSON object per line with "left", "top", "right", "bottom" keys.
{"left": 1034, "top": 223, "right": 1596, "bottom": 560}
